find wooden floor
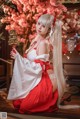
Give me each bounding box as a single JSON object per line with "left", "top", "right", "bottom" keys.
{"left": 0, "top": 88, "right": 80, "bottom": 119}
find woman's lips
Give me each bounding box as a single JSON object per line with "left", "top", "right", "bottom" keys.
{"left": 38, "top": 30, "right": 41, "bottom": 32}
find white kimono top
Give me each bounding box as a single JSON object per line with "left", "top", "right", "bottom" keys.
{"left": 7, "top": 49, "right": 49, "bottom": 100}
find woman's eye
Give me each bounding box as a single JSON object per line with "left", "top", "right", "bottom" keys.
{"left": 38, "top": 22, "right": 40, "bottom": 25}
{"left": 42, "top": 25, "right": 45, "bottom": 28}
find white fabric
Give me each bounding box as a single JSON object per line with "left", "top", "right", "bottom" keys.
{"left": 7, "top": 51, "right": 49, "bottom": 100}
{"left": 27, "top": 49, "right": 37, "bottom": 61}
{"left": 27, "top": 49, "right": 49, "bottom": 62}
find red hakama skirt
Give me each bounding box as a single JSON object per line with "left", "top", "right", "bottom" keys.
{"left": 13, "top": 60, "right": 58, "bottom": 113}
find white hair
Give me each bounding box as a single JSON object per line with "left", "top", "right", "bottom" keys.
{"left": 37, "top": 14, "right": 54, "bottom": 29}
{"left": 36, "top": 14, "right": 54, "bottom": 38}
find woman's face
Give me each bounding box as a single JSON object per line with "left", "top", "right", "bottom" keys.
{"left": 36, "top": 21, "right": 49, "bottom": 37}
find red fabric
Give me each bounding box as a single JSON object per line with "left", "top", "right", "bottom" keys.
{"left": 23, "top": 53, "right": 27, "bottom": 58}
{"left": 13, "top": 60, "right": 58, "bottom": 113}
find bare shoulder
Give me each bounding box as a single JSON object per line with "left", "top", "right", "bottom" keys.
{"left": 37, "top": 40, "right": 49, "bottom": 55}
{"left": 39, "top": 40, "right": 49, "bottom": 47}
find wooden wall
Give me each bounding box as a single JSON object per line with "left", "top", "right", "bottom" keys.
{"left": 63, "top": 51, "right": 80, "bottom": 76}
{"left": 0, "top": 24, "right": 11, "bottom": 78}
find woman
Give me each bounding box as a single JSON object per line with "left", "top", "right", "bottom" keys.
{"left": 7, "top": 14, "right": 79, "bottom": 114}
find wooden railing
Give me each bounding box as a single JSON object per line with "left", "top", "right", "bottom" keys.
{"left": 0, "top": 58, "right": 13, "bottom": 91}
{"left": 63, "top": 63, "right": 80, "bottom": 86}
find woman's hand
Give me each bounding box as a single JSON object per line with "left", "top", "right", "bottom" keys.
{"left": 10, "top": 47, "right": 18, "bottom": 59}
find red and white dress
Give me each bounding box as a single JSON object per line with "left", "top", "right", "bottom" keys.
{"left": 7, "top": 48, "right": 58, "bottom": 113}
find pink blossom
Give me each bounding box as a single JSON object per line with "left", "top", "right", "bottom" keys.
{"left": 36, "top": 5, "right": 45, "bottom": 13}
{"left": 26, "top": 14, "right": 32, "bottom": 20}
{"left": 54, "top": 8, "right": 62, "bottom": 16}
{"left": 74, "top": 13, "right": 78, "bottom": 19}
{"left": 18, "top": 38, "right": 26, "bottom": 43}
{"left": 1, "top": 18, "right": 5, "bottom": 23}
{"left": 32, "top": 6, "right": 36, "bottom": 13}
{"left": 76, "top": 24, "right": 80, "bottom": 31}
{"left": 2, "top": 5, "right": 10, "bottom": 13}
{"left": 12, "top": 0, "right": 23, "bottom": 13}
{"left": 2, "top": 0, "right": 79, "bottom": 51}
{"left": 66, "top": 18, "right": 71, "bottom": 24}
{"left": 29, "top": 33, "right": 36, "bottom": 42}
{"left": 31, "top": 25, "right": 36, "bottom": 31}
{"left": 34, "top": 0, "right": 40, "bottom": 4}
{"left": 15, "top": 27, "right": 24, "bottom": 34}
{"left": 50, "top": 0, "right": 56, "bottom": 6}
{"left": 32, "top": 24, "right": 36, "bottom": 29}
{"left": 19, "top": 21, "right": 28, "bottom": 28}
{"left": 58, "top": 4, "right": 67, "bottom": 12}
{"left": 11, "top": 23, "right": 17, "bottom": 29}
{"left": 1, "top": 17, "right": 11, "bottom": 23}
{"left": 29, "top": 0, "right": 34, "bottom": 5}
{"left": 11, "top": 13, "right": 18, "bottom": 22}
{"left": 47, "top": 7, "right": 55, "bottom": 15}
{"left": 20, "top": 13, "right": 26, "bottom": 19}
{"left": 5, "top": 25, "right": 11, "bottom": 31}
{"left": 23, "top": 5, "right": 29, "bottom": 13}
{"left": 18, "top": 0, "right": 28, "bottom": 5}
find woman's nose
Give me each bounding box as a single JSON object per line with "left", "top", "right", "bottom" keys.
{"left": 39, "top": 25, "right": 42, "bottom": 29}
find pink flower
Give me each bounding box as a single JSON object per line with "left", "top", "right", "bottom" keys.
{"left": 29, "top": 33, "right": 36, "bottom": 41}
{"left": 0, "top": 18, "right": 5, "bottom": 23}
{"left": 47, "top": 7, "right": 55, "bottom": 15}
{"left": 11, "top": 13, "right": 18, "bottom": 22}
{"left": 26, "top": 14, "right": 32, "bottom": 20}
{"left": 17, "top": 19, "right": 25, "bottom": 27}
{"left": 2, "top": 5, "right": 10, "bottom": 13}
{"left": 32, "top": 24, "right": 36, "bottom": 28}
{"left": 12, "top": 0, "right": 23, "bottom": 13}
{"left": 29, "top": 0, "right": 34, "bottom": 5}
{"left": 23, "top": 5, "right": 28, "bottom": 13}
{"left": 50, "top": 0, "right": 56, "bottom": 6}
{"left": 34, "top": 0, "right": 40, "bottom": 4}
{"left": 36, "top": 8, "right": 43, "bottom": 13}
{"left": 18, "top": 0, "right": 28, "bottom": 5}
{"left": 32, "top": 6, "right": 36, "bottom": 13}
{"left": 18, "top": 38, "right": 26, "bottom": 43}
{"left": 31, "top": 24, "right": 36, "bottom": 31}
{"left": 58, "top": 4, "right": 67, "bottom": 12}
{"left": 5, "top": 25, "right": 11, "bottom": 31}
{"left": 1, "top": 17, "right": 11, "bottom": 23}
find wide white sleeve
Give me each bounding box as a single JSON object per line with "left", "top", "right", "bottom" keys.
{"left": 7, "top": 53, "right": 42, "bottom": 100}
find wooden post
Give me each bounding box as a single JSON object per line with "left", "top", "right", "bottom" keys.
{"left": 6, "top": 60, "right": 13, "bottom": 92}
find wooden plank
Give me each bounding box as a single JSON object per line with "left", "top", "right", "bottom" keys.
{"left": 0, "top": 65, "right": 4, "bottom": 76}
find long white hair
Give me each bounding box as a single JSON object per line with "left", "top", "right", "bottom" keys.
{"left": 38, "top": 14, "right": 80, "bottom": 109}
{"left": 53, "top": 19, "right": 80, "bottom": 109}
